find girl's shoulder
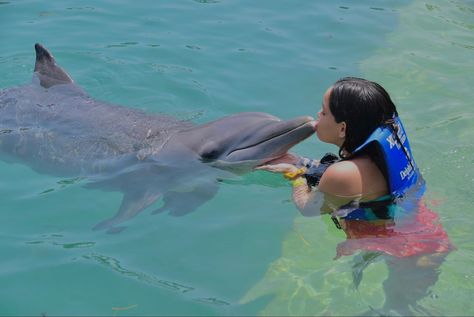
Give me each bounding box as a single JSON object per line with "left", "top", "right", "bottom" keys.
{"left": 318, "top": 159, "right": 362, "bottom": 198}
{"left": 319, "top": 156, "right": 387, "bottom": 200}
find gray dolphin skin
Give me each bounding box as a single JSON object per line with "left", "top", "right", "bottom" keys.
{"left": 0, "top": 44, "right": 315, "bottom": 233}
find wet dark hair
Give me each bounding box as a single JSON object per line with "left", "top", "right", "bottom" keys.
{"left": 328, "top": 77, "right": 398, "bottom": 158}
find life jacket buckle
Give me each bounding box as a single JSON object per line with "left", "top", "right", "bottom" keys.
{"left": 331, "top": 216, "right": 342, "bottom": 230}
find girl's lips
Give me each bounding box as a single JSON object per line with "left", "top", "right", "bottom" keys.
{"left": 313, "top": 120, "right": 318, "bottom": 131}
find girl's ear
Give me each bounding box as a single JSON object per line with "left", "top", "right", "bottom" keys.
{"left": 338, "top": 121, "right": 346, "bottom": 139}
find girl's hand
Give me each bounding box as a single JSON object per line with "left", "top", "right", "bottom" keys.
{"left": 257, "top": 163, "right": 308, "bottom": 181}
{"left": 255, "top": 163, "right": 298, "bottom": 174}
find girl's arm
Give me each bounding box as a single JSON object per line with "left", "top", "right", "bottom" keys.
{"left": 291, "top": 177, "right": 325, "bottom": 216}
{"left": 256, "top": 162, "right": 324, "bottom": 216}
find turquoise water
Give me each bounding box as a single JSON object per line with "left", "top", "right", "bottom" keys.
{"left": 0, "top": 0, "right": 473, "bottom": 315}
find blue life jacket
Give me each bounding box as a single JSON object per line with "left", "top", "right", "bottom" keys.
{"left": 353, "top": 115, "right": 418, "bottom": 198}
{"left": 333, "top": 116, "right": 424, "bottom": 222}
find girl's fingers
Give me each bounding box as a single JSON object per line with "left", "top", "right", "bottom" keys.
{"left": 256, "top": 163, "right": 297, "bottom": 173}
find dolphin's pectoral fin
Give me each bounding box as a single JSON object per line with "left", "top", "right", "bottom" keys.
{"left": 34, "top": 43, "right": 74, "bottom": 88}
{"left": 152, "top": 183, "right": 219, "bottom": 217}
{"left": 93, "top": 189, "right": 161, "bottom": 232}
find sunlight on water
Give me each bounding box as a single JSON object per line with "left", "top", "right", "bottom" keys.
{"left": 239, "top": 0, "right": 474, "bottom": 316}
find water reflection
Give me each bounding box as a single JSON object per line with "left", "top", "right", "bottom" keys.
{"left": 83, "top": 253, "right": 231, "bottom": 306}
{"left": 84, "top": 253, "right": 194, "bottom": 293}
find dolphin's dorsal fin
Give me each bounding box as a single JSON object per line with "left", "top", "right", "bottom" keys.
{"left": 34, "top": 43, "right": 74, "bottom": 88}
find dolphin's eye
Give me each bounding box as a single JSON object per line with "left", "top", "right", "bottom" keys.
{"left": 201, "top": 149, "right": 220, "bottom": 161}
{"left": 200, "top": 142, "right": 221, "bottom": 162}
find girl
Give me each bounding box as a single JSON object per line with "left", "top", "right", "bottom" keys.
{"left": 259, "top": 77, "right": 415, "bottom": 218}
{"left": 258, "top": 77, "right": 453, "bottom": 315}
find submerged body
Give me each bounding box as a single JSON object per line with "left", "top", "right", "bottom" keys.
{"left": 0, "top": 44, "right": 315, "bottom": 232}
{"left": 0, "top": 78, "right": 189, "bottom": 176}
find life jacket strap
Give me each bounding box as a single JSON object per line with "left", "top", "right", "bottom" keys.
{"left": 303, "top": 152, "right": 339, "bottom": 187}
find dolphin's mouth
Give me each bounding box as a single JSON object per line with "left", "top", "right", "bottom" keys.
{"left": 226, "top": 118, "right": 315, "bottom": 162}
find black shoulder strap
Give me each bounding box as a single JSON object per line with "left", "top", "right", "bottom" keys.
{"left": 304, "top": 153, "right": 339, "bottom": 187}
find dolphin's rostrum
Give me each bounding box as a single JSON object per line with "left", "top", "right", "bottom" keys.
{"left": 0, "top": 44, "right": 315, "bottom": 233}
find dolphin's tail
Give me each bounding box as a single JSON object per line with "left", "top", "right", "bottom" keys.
{"left": 34, "top": 43, "right": 74, "bottom": 88}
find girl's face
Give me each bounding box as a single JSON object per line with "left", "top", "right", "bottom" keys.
{"left": 314, "top": 87, "right": 346, "bottom": 147}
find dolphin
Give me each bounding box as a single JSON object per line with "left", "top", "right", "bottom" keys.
{"left": 0, "top": 43, "right": 314, "bottom": 233}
